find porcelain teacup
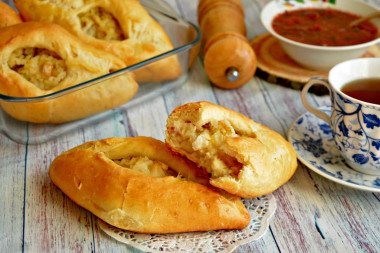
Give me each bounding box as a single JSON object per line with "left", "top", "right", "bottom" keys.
{"left": 301, "top": 58, "right": 380, "bottom": 175}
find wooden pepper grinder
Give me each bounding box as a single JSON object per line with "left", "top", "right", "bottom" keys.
{"left": 198, "top": 0, "right": 257, "bottom": 89}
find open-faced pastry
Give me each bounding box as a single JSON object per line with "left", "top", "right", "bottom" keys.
{"left": 0, "top": 22, "right": 138, "bottom": 123}
{"left": 165, "top": 101, "right": 298, "bottom": 198}
{"left": 14, "top": 0, "right": 182, "bottom": 82}
{"left": 49, "top": 137, "right": 250, "bottom": 233}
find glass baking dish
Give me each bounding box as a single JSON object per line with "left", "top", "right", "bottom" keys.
{"left": 0, "top": 2, "right": 201, "bottom": 144}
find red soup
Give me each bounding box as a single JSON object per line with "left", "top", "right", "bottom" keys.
{"left": 272, "top": 8, "right": 378, "bottom": 46}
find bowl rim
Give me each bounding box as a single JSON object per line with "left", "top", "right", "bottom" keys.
{"left": 260, "top": 0, "right": 380, "bottom": 51}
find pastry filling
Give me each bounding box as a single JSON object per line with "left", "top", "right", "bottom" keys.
{"left": 168, "top": 120, "right": 244, "bottom": 179}
{"left": 8, "top": 47, "right": 67, "bottom": 90}
{"left": 79, "top": 7, "right": 125, "bottom": 41}
{"left": 113, "top": 156, "right": 178, "bottom": 178}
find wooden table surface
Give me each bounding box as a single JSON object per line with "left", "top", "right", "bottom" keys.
{"left": 1, "top": 0, "right": 379, "bottom": 252}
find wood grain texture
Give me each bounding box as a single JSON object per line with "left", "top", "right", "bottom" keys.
{"left": 0, "top": 0, "right": 379, "bottom": 252}
{"left": 0, "top": 136, "right": 24, "bottom": 252}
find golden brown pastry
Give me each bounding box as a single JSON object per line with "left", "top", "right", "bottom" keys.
{"left": 49, "top": 137, "right": 250, "bottom": 234}
{"left": 0, "top": 2, "right": 23, "bottom": 27}
{"left": 165, "top": 101, "right": 298, "bottom": 198}
{"left": 0, "top": 21, "right": 138, "bottom": 123}
{"left": 14, "top": 0, "right": 182, "bottom": 82}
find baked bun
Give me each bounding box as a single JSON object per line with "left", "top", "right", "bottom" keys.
{"left": 49, "top": 137, "right": 250, "bottom": 233}
{"left": 0, "top": 2, "right": 23, "bottom": 27}
{"left": 14, "top": 0, "right": 182, "bottom": 82}
{"left": 165, "top": 101, "right": 298, "bottom": 198}
{"left": 0, "top": 22, "right": 138, "bottom": 123}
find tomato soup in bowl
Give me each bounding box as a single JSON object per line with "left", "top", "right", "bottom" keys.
{"left": 260, "top": 0, "right": 380, "bottom": 71}
{"left": 272, "top": 8, "right": 378, "bottom": 47}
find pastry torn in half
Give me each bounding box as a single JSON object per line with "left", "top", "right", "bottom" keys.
{"left": 165, "top": 101, "right": 298, "bottom": 198}
{"left": 14, "top": 0, "right": 182, "bottom": 82}
{"left": 49, "top": 137, "right": 251, "bottom": 234}
{"left": 0, "top": 22, "right": 138, "bottom": 123}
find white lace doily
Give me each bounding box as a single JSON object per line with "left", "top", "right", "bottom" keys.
{"left": 98, "top": 194, "right": 276, "bottom": 252}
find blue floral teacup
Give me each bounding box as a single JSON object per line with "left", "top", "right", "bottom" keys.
{"left": 301, "top": 58, "right": 380, "bottom": 175}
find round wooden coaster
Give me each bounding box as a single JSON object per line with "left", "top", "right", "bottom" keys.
{"left": 250, "top": 33, "right": 380, "bottom": 84}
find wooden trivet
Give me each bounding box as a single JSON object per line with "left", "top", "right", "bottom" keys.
{"left": 250, "top": 33, "right": 380, "bottom": 95}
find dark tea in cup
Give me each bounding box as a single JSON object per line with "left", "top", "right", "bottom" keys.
{"left": 301, "top": 58, "right": 380, "bottom": 175}
{"left": 340, "top": 78, "right": 380, "bottom": 105}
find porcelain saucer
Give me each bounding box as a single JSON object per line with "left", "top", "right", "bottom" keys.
{"left": 287, "top": 106, "right": 380, "bottom": 192}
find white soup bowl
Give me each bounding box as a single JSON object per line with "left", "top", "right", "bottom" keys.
{"left": 261, "top": 0, "right": 380, "bottom": 71}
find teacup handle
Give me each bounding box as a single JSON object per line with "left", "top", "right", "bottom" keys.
{"left": 301, "top": 77, "right": 331, "bottom": 124}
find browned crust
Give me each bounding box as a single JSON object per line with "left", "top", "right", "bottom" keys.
{"left": 0, "top": 2, "right": 23, "bottom": 28}
{"left": 49, "top": 137, "right": 250, "bottom": 233}
{"left": 14, "top": 0, "right": 182, "bottom": 82}
{"left": 0, "top": 22, "right": 138, "bottom": 123}
{"left": 166, "top": 101, "right": 298, "bottom": 198}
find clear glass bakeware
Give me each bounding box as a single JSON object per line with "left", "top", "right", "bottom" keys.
{"left": 0, "top": 3, "right": 201, "bottom": 144}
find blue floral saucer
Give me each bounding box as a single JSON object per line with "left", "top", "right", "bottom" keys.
{"left": 287, "top": 106, "right": 380, "bottom": 192}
